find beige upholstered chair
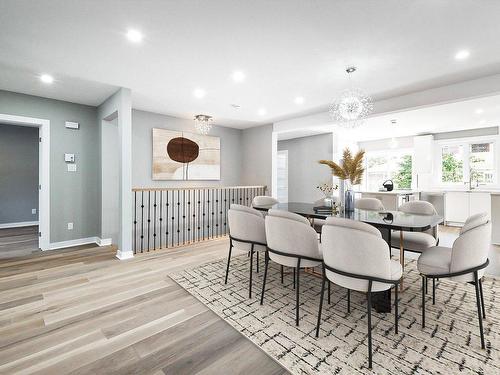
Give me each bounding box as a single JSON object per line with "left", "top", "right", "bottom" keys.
{"left": 318, "top": 217, "right": 402, "bottom": 369}
{"left": 391, "top": 201, "right": 439, "bottom": 253}
{"left": 262, "top": 209, "right": 322, "bottom": 326}
{"left": 417, "top": 212, "right": 491, "bottom": 349}
{"left": 227, "top": 204, "right": 266, "bottom": 298}
{"left": 252, "top": 195, "right": 279, "bottom": 207}
{"left": 355, "top": 197, "right": 385, "bottom": 211}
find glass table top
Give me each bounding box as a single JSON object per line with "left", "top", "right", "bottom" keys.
{"left": 253, "top": 202, "right": 443, "bottom": 231}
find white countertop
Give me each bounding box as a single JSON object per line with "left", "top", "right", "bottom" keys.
{"left": 359, "top": 190, "right": 419, "bottom": 195}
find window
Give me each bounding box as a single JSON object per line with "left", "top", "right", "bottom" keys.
{"left": 364, "top": 149, "right": 412, "bottom": 191}
{"left": 439, "top": 140, "right": 496, "bottom": 186}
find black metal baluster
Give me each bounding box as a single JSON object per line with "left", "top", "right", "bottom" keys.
{"left": 140, "top": 191, "right": 144, "bottom": 253}
{"left": 197, "top": 189, "right": 200, "bottom": 242}
{"left": 146, "top": 191, "right": 151, "bottom": 252}
{"left": 177, "top": 190, "right": 180, "bottom": 246}
{"left": 224, "top": 188, "right": 227, "bottom": 235}
{"left": 153, "top": 191, "right": 157, "bottom": 250}
{"left": 171, "top": 190, "right": 175, "bottom": 247}
{"left": 159, "top": 191, "right": 162, "bottom": 249}
{"left": 182, "top": 190, "right": 185, "bottom": 245}
{"left": 211, "top": 189, "right": 215, "bottom": 239}
{"left": 215, "top": 189, "right": 218, "bottom": 237}
{"left": 166, "top": 190, "right": 170, "bottom": 248}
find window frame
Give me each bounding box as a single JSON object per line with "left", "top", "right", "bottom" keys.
{"left": 435, "top": 135, "right": 499, "bottom": 188}
{"left": 363, "top": 147, "right": 414, "bottom": 191}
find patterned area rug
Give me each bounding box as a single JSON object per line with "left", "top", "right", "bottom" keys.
{"left": 171, "top": 255, "right": 500, "bottom": 374}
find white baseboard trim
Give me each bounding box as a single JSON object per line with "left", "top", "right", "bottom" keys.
{"left": 116, "top": 250, "right": 134, "bottom": 260}
{"left": 48, "top": 236, "right": 113, "bottom": 250}
{"left": 97, "top": 237, "right": 112, "bottom": 246}
{"left": 0, "top": 221, "right": 39, "bottom": 229}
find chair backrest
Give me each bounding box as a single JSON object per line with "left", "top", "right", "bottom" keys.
{"left": 265, "top": 209, "right": 320, "bottom": 267}
{"left": 451, "top": 212, "right": 491, "bottom": 282}
{"left": 355, "top": 197, "right": 385, "bottom": 211}
{"left": 322, "top": 217, "right": 392, "bottom": 292}
{"left": 252, "top": 195, "right": 279, "bottom": 207}
{"left": 399, "top": 200, "right": 438, "bottom": 238}
{"left": 228, "top": 204, "right": 266, "bottom": 247}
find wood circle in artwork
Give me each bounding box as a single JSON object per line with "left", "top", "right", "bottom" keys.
{"left": 167, "top": 137, "right": 200, "bottom": 163}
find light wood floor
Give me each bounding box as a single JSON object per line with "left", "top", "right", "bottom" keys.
{"left": 0, "top": 238, "right": 288, "bottom": 375}
{"left": 0, "top": 226, "right": 40, "bottom": 259}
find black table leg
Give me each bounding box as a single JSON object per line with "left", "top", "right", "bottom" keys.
{"left": 371, "top": 228, "right": 393, "bottom": 313}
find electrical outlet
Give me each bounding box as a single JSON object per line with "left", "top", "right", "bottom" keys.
{"left": 32, "top": 208, "right": 37, "bottom": 215}
{"left": 67, "top": 222, "right": 73, "bottom": 230}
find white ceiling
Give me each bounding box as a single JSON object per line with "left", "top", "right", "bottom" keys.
{"left": 1, "top": 1, "right": 500, "bottom": 128}
{"left": 277, "top": 94, "right": 500, "bottom": 141}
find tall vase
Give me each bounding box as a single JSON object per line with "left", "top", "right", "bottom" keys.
{"left": 339, "top": 179, "right": 346, "bottom": 210}
{"left": 344, "top": 180, "right": 355, "bottom": 212}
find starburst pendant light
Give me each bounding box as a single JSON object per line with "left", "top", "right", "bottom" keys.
{"left": 329, "top": 67, "right": 373, "bottom": 128}
{"left": 194, "top": 114, "right": 213, "bottom": 135}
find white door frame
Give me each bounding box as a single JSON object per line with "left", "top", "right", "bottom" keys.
{"left": 0, "top": 113, "right": 50, "bottom": 250}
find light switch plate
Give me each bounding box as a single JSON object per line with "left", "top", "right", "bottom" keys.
{"left": 67, "top": 164, "right": 77, "bottom": 172}
{"left": 64, "top": 153, "right": 75, "bottom": 163}
{"left": 32, "top": 209, "right": 37, "bottom": 215}
{"left": 67, "top": 222, "right": 73, "bottom": 230}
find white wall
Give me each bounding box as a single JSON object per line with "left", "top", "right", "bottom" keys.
{"left": 240, "top": 124, "right": 273, "bottom": 192}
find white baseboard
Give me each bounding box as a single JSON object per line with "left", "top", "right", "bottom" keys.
{"left": 116, "top": 250, "right": 134, "bottom": 260}
{"left": 97, "top": 237, "right": 112, "bottom": 246}
{"left": 48, "top": 236, "right": 113, "bottom": 250}
{"left": 0, "top": 221, "right": 39, "bottom": 229}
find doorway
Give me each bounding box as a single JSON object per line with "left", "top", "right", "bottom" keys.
{"left": 0, "top": 113, "right": 50, "bottom": 252}
{"left": 277, "top": 150, "right": 288, "bottom": 202}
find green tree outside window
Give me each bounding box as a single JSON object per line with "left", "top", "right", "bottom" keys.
{"left": 442, "top": 153, "right": 463, "bottom": 182}
{"left": 393, "top": 155, "right": 412, "bottom": 189}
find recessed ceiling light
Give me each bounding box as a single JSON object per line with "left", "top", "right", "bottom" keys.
{"left": 455, "top": 49, "right": 470, "bottom": 60}
{"left": 390, "top": 119, "right": 397, "bottom": 125}
{"left": 232, "top": 71, "right": 246, "bottom": 83}
{"left": 258, "top": 108, "right": 267, "bottom": 116}
{"left": 126, "top": 29, "right": 143, "bottom": 43}
{"left": 475, "top": 108, "right": 484, "bottom": 114}
{"left": 40, "top": 74, "right": 54, "bottom": 84}
{"left": 193, "top": 88, "right": 206, "bottom": 98}
{"left": 230, "top": 103, "right": 241, "bottom": 109}
{"left": 294, "top": 96, "right": 304, "bottom": 105}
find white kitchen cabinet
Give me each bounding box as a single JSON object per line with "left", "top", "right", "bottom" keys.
{"left": 444, "top": 192, "right": 491, "bottom": 225}
{"left": 445, "top": 192, "right": 470, "bottom": 224}
{"left": 469, "top": 193, "right": 491, "bottom": 217}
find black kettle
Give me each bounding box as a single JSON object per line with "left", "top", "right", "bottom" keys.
{"left": 382, "top": 179, "right": 394, "bottom": 191}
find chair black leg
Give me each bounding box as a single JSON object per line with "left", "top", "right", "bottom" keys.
{"left": 367, "top": 280, "right": 373, "bottom": 369}
{"left": 432, "top": 278, "right": 436, "bottom": 305}
{"left": 249, "top": 246, "right": 254, "bottom": 299}
{"left": 421, "top": 275, "right": 426, "bottom": 328}
{"left": 256, "top": 251, "right": 259, "bottom": 273}
{"left": 328, "top": 281, "right": 331, "bottom": 304}
{"left": 395, "top": 285, "right": 399, "bottom": 334}
{"left": 260, "top": 251, "right": 269, "bottom": 305}
{"left": 425, "top": 276, "right": 428, "bottom": 294}
{"left": 293, "top": 268, "right": 296, "bottom": 289}
{"left": 315, "top": 268, "right": 326, "bottom": 338}
{"left": 479, "top": 278, "right": 486, "bottom": 319}
{"left": 224, "top": 241, "right": 233, "bottom": 284}
{"left": 280, "top": 265, "right": 284, "bottom": 284}
{"left": 474, "top": 271, "right": 485, "bottom": 349}
{"left": 347, "top": 289, "right": 351, "bottom": 313}
{"left": 296, "top": 258, "right": 301, "bottom": 326}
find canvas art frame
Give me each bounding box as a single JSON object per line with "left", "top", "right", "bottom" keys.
{"left": 152, "top": 128, "right": 220, "bottom": 180}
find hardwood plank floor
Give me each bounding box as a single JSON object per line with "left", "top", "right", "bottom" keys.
{"left": 0, "top": 226, "right": 40, "bottom": 259}
{"left": 0, "top": 238, "right": 289, "bottom": 375}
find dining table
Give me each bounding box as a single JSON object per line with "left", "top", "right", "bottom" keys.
{"left": 253, "top": 202, "right": 443, "bottom": 313}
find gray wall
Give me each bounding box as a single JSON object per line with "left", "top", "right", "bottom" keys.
{"left": 132, "top": 109, "right": 243, "bottom": 188}
{"left": 0, "top": 124, "right": 39, "bottom": 224}
{"left": 0, "top": 90, "right": 100, "bottom": 243}
{"left": 278, "top": 133, "right": 333, "bottom": 203}
{"left": 240, "top": 124, "right": 273, "bottom": 192}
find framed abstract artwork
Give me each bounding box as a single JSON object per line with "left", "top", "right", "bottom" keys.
{"left": 152, "top": 128, "right": 220, "bottom": 180}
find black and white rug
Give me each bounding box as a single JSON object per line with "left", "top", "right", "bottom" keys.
{"left": 171, "top": 255, "right": 500, "bottom": 374}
